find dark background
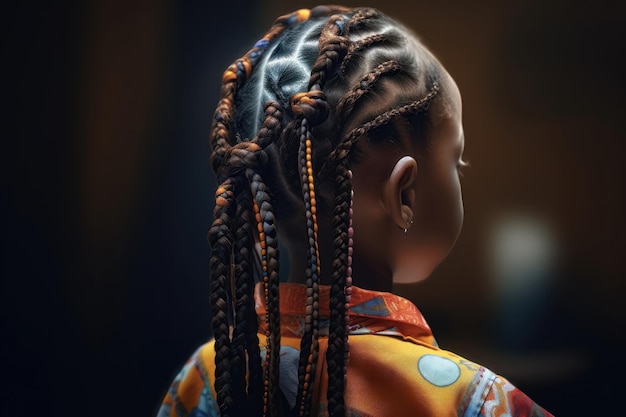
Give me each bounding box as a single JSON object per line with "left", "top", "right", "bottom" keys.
{"left": 3, "top": 0, "right": 625, "bottom": 415}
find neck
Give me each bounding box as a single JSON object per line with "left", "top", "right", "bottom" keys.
{"left": 284, "top": 242, "right": 393, "bottom": 292}
{"left": 280, "top": 212, "right": 394, "bottom": 292}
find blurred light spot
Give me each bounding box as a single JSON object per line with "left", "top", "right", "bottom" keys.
{"left": 487, "top": 213, "right": 559, "bottom": 350}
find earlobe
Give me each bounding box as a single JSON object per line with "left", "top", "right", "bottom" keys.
{"left": 383, "top": 156, "right": 417, "bottom": 230}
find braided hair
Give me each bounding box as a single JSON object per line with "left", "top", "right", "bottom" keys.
{"left": 207, "top": 6, "right": 445, "bottom": 417}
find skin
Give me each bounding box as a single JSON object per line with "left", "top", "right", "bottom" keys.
{"left": 282, "top": 71, "right": 466, "bottom": 292}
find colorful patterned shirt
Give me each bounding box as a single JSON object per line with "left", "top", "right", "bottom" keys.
{"left": 157, "top": 283, "right": 554, "bottom": 416}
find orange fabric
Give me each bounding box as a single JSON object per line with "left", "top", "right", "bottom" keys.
{"left": 157, "top": 284, "right": 554, "bottom": 417}
{"left": 255, "top": 282, "right": 436, "bottom": 346}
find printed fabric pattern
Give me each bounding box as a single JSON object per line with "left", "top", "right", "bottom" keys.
{"left": 157, "top": 283, "right": 554, "bottom": 417}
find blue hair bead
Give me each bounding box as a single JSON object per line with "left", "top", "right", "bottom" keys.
{"left": 253, "top": 39, "right": 269, "bottom": 49}
{"left": 335, "top": 20, "right": 345, "bottom": 34}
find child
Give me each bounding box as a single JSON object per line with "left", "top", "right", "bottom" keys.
{"left": 157, "top": 5, "right": 554, "bottom": 417}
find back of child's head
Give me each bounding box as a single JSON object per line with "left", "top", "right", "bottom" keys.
{"left": 229, "top": 7, "right": 445, "bottom": 214}
{"left": 207, "top": 5, "right": 454, "bottom": 417}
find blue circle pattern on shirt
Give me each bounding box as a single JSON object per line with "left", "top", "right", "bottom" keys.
{"left": 417, "top": 354, "right": 461, "bottom": 387}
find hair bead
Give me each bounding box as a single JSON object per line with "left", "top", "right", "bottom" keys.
{"left": 295, "top": 116, "right": 321, "bottom": 416}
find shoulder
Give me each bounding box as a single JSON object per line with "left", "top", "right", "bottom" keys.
{"left": 157, "top": 341, "right": 219, "bottom": 417}
{"left": 346, "top": 335, "right": 491, "bottom": 415}
{"left": 474, "top": 374, "right": 554, "bottom": 417}
{"left": 347, "top": 335, "right": 553, "bottom": 417}
{"left": 447, "top": 350, "right": 554, "bottom": 417}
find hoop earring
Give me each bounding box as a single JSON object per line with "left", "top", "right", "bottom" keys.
{"left": 403, "top": 218, "right": 413, "bottom": 239}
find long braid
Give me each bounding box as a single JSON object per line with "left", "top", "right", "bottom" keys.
{"left": 235, "top": 102, "right": 282, "bottom": 416}
{"left": 288, "top": 12, "right": 355, "bottom": 417}
{"left": 290, "top": 71, "right": 345, "bottom": 417}
{"left": 314, "top": 10, "right": 367, "bottom": 417}
{"left": 322, "top": 9, "right": 391, "bottom": 417}
{"left": 322, "top": 10, "right": 441, "bottom": 417}
{"left": 232, "top": 194, "right": 261, "bottom": 416}
{"left": 319, "top": 18, "right": 351, "bottom": 417}
{"left": 254, "top": 100, "right": 287, "bottom": 417}
{"left": 208, "top": 179, "right": 237, "bottom": 417}
{"left": 249, "top": 171, "right": 282, "bottom": 417}
{"left": 326, "top": 157, "right": 351, "bottom": 417}
{"left": 220, "top": 127, "right": 282, "bottom": 417}
{"left": 293, "top": 117, "right": 321, "bottom": 417}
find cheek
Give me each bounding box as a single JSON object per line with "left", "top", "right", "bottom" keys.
{"left": 417, "top": 168, "right": 464, "bottom": 247}
{"left": 452, "top": 176, "right": 464, "bottom": 239}
{"left": 444, "top": 167, "right": 464, "bottom": 238}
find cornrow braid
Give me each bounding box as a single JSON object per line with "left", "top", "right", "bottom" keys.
{"left": 339, "top": 33, "right": 390, "bottom": 75}
{"left": 336, "top": 60, "right": 404, "bottom": 120}
{"left": 338, "top": 7, "right": 385, "bottom": 74}
{"left": 329, "top": 83, "right": 440, "bottom": 165}
{"left": 347, "top": 6, "right": 380, "bottom": 26}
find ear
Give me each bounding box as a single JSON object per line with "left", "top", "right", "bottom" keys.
{"left": 383, "top": 156, "right": 417, "bottom": 230}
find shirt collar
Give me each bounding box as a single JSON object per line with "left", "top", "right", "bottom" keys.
{"left": 255, "top": 282, "right": 437, "bottom": 347}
